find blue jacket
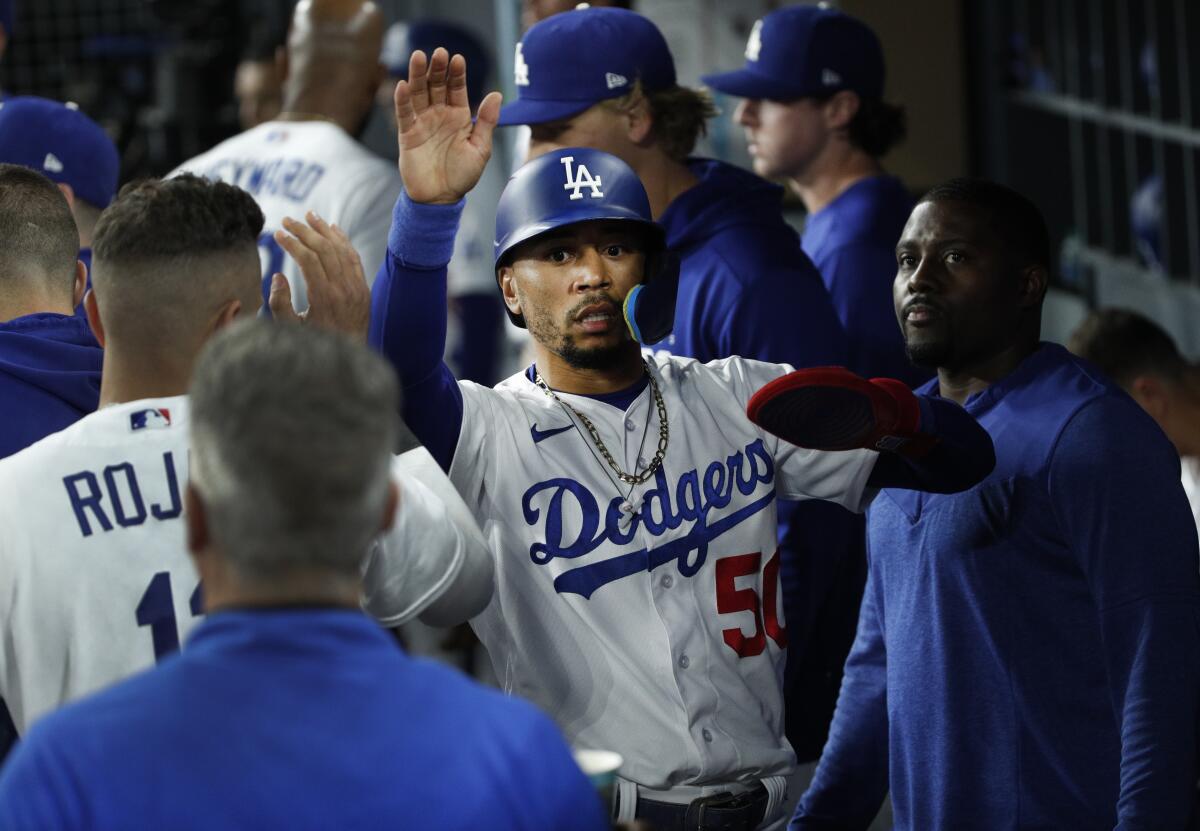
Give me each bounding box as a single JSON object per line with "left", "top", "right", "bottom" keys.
{"left": 0, "top": 609, "right": 608, "bottom": 831}
{"left": 794, "top": 344, "right": 1200, "bottom": 830}
{"left": 657, "top": 158, "right": 846, "bottom": 367}
{"left": 0, "top": 312, "right": 101, "bottom": 459}
{"left": 801, "top": 175, "right": 929, "bottom": 387}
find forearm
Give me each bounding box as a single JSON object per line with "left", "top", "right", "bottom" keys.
{"left": 368, "top": 192, "right": 467, "bottom": 469}
{"left": 867, "top": 396, "right": 995, "bottom": 493}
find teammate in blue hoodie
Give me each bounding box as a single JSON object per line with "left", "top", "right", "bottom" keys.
{"left": 497, "top": 6, "right": 845, "bottom": 368}
{"left": 0, "top": 164, "right": 100, "bottom": 460}
{"left": 793, "top": 179, "right": 1200, "bottom": 829}
{"left": 0, "top": 96, "right": 121, "bottom": 312}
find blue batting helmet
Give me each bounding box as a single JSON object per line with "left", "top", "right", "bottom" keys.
{"left": 493, "top": 147, "right": 677, "bottom": 344}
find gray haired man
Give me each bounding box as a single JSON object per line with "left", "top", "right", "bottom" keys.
{"left": 0, "top": 322, "right": 603, "bottom": 830}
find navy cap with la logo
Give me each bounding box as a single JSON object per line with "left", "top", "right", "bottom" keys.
{"left": 702, "top": 4, "right": 885, "bottom": 102}
{"left": 497, "top": 5, "right": 677, "bottom": 126}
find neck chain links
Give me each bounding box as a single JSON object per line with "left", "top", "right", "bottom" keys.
{"left": 534, "top": 362, "right": 670, "bottom": 486}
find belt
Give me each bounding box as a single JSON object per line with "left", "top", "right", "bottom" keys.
{"left": 635, "top": 783, "right": 769, "bottom": 831}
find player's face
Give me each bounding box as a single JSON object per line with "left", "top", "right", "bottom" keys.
{"left": 893, "top": 200, "right": 1026, "bottom": 371}
{"left": 501, "top": 221, "right": 646, "bottom": 370}
{"left": 734, "top": 97, "right": 830, "bottom": 181}
{"left": 528, "top": 105, "right": 634, "bottom": 166}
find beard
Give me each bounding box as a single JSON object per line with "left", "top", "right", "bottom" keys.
{"left": 558, "top": 336, "right": 631, "bottom": 370}
{"left": 905, "top": 338, "right": 952, "bottom": 369}
{"left": 523, "top": 291, "right": 637, "bottom": 371}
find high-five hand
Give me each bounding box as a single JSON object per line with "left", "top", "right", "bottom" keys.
{"left": 394, "top": 47, "right": 502, "bottom": 205}
{"left": 268, "top": 212, "right": 371, "bottom": 342}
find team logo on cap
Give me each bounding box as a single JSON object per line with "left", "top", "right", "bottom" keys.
{"left": 130, "top": 408, "right": 172, "bottom": 431}
{"left": 43, "top": 153, "right": 64, "bottom": 173}
{"left": 514, "top": 42, "right": 530, "bottom": 87}
{"left": 561, "top": 156, "right": 603, "bottom": 201}
{"left": 745, "top": 19, "right": 763, "bottom": 62}
{"left": 605, "top": 72, "right": 627, "bottom": 90}
{"left": 822, "top": 68, "right": 843, "bottom": 86}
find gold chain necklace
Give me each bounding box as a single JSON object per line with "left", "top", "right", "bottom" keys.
{"left": 534, "top": 362, "right": 670, "bottom": 486}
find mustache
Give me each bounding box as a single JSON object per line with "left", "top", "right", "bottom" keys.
{"left": 902, "top": 294, "right": 943, "bottom": 316}
{"left": 566, "top": 292, "right": 622, "bottom": 322}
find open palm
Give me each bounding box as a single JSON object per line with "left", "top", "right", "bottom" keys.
{"left": 394, "top": 48, "right": 502, "bottom": 205}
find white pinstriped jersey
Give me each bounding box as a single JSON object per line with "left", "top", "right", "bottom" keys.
{"left": 450, "top": 354, "right": 877, "bottom": 789}
{"left": 173, "top": 121, "right": 401, "bottom": 312}
{"left": 0, "top": 396, "right": 475, "bottom": 734}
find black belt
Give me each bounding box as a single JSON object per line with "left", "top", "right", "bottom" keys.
{"left": 635, "top": 783, "right": 769, "bottom": 831}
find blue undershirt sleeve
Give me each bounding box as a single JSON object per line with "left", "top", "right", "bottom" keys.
{"left": 866, "top": 396, "right": 996, "bottom": 492}
{"left": 791, "top": 554, "right": 890, "bottom": 829}
{"left": 1048, "top": 398, "right": 1200, "bottom": 829}
{"left": 368, "top": 192, "right": 467, "bottom": 471}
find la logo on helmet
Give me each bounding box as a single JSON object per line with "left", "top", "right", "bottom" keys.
{"left": 561, "top": 156, "right": 604, "bottom": 200}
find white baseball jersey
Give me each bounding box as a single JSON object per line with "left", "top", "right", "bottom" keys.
{"left": 0, "top": 396, "right": 482, "bottom": 734}
{"left": 172, "top": 121, "right": 401, "bottom": 312}
{"left": 450, "top": 354, "right": 877, "bottom": 789}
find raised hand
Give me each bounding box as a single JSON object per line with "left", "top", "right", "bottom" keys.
{"left": 268, "top": 212, "right": 371, "bottom": 342}
{"left": 394, "top": 47, "right": 502, "bottom": 205}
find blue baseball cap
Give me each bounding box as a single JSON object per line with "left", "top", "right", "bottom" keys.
{"left": 0, "top": 96, "right": 119, "bottom": 208}
{"left": 702, "top": 5, "right": 885, "bottom": 102}
{"left": 497, "top": 6, "right": 677, "bottom": 127}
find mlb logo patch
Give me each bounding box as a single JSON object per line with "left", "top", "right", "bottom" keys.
{"left": 130, "top": 408, "right": 172, "bottom": 431}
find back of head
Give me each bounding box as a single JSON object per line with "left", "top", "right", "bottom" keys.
{"left": 1068, "top": 307, "right": 1188, "bottom": 388}
{"left": 90, "top": 174, "right": 263, "bottom": 349}
{"left": 0, "top": 163, "right": 80, "bottom": 303}
{"left": 285, "top": 0, "right": 385, "bottom": 107}
{"left": 921, "top": 177, "right": 1052, "bottom": 274}
{"left": 189, "top": 320, "right": 399, "bottom": 588}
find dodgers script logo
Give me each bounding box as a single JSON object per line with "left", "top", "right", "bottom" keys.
{"left": 561, "top": 156, "right": 604, "bottom": 201}
{"left": 522, "top": 438, "right": 776, "bottom": 598}
{"left": 514, "top": 43, "right": 530, "bottom": 86}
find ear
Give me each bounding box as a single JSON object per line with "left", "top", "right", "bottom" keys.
{"left": 498, "top": 266, "right": 522, "bottom": 319}
{"left": 1018, "top": 264, "right": 1049, "bottom": 308}
{"left": 84, "top": 288, "right": 106, "bottom": 347}
{"left": 623, "top": 95, "right": 655, "bottom": 146}
{"left": 379, "top": 479, "right": 399, "bottom": 534}
{"left": 823, "top": 90, "right": 862, "bottom": 131}
{"left": 210, "top": 298, "right": 244, "bottom": 335}
{"left": 1129, "top": 375, "right": 1170, "bottom": 422}
{"left": 72, "top": 259, "right": 88, "bottom": 308}
{"left": 55, "top": 182, "right": 77, "bottom": 210}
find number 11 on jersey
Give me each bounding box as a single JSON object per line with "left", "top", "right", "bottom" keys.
{"left": 135, "top": 572, "right": 203, "bottom": 662}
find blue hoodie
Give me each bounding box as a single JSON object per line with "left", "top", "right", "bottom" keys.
{"left": 0, "top": 313, "right": 101, "bottom": 459}
{"left": 655, "top": 158, "right": 847, "bottom": 367}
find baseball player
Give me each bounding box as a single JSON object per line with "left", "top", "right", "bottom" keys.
{"left": 0, "top": 321, "right": 605, "bottom": 831}
{"left": 1068, "top": 308, "right": 1200, "bottom": 545}
{"left": 173, "top": 0, "right": 400, "bottom": 314}
{"left": 0, "top": 95, "right": 121, "bottom": 312}
{"left": 369, "top": 49, "right": 995, "bottom": 829}
{"left": 0, "top": 174, "right": 492, "bottom": 747}
{"left": 793, "top": 180, "right": 1200, "bottom": 829}
{"left": 703, "top": 6, "right": 926, "bottom": 388}
{"left": 0, "top": 164, "right": 99, "bottom": 460}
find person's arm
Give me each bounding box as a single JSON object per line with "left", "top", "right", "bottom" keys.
{"left": 366, "top": 47, "right": 502, "bottom": 471}
{"left": 1048, "top": 398, "right": 1200, "bottom": 828}
{"left": 791, "top": 556, "right": 890, "bottom": 829}
{"left": 360, "top": 446, "right": 493, "bottom": 628}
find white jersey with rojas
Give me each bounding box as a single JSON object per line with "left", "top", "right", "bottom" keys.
{"left": 172, "top": 121, "right": 401, "bottom": 313}
{"left": 0, "top": 398, "right": 476, "bottom": 734}
{"left": 450, "top": 354, "right": 877, "bottom": 789}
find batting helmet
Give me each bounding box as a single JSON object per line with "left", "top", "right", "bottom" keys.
{"left": 493, "top": 147, "right": 678, "bottom": 344}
